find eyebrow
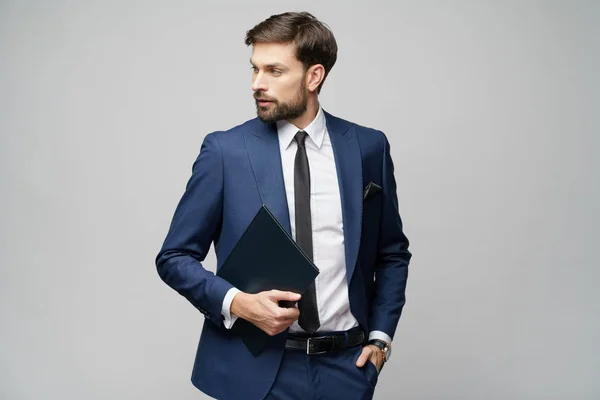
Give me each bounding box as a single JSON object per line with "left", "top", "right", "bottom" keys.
{"left": 249, "top": 59, "right": 288, "bottom": 69}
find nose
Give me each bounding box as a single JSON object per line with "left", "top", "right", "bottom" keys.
{"left": 252, "top": 72, "right": 268, "bottom": 92}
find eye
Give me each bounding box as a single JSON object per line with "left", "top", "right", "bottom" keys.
{"left": 250, "top": 66, "right": 258, "bottom": 73}
{"left": 271, "top": 70, "right": 282, "bottom": 76}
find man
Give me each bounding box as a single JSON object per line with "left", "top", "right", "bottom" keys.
{"left": 156, "top": 11, "right": 411, "bottom": 400}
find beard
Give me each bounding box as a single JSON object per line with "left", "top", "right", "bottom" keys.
{"left": 254, "top": 81, "right": 308, "bottom": 123}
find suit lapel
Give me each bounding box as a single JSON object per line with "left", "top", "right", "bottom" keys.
{"left": 244, "top": 113, "right": 363, "bottom": 283}
{"left": 244, "top": 120, "right": 292, "bottom": 236}
{"left": 325, "top": 111, "right": 363, "bottom": 284}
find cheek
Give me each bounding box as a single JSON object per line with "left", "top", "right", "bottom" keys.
{"left": 277, "top": 80, "right": 301, "bottom": 100}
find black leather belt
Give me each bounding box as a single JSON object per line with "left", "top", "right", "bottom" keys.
{"left": 285, "top": 327, "right": 365, "bottom": 355}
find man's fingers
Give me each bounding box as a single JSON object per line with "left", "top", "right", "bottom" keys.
{"left": 269, "top": 290, "right": 302, "bottom": 302}
{"left": 276, "top": 306, "right": 300, "bottom": 321}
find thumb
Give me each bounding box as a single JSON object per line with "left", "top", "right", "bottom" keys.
{"left": 355, "top": 347, "right": 371, "bottom": 368}
{"left": 269, "top": 290, "right": 301, "bottom": 302}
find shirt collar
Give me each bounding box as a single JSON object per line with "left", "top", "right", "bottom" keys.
{"left": 276, "top": 106, "right": 326, "bottom": 150}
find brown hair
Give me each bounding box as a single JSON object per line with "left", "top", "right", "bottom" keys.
{"left": 245, "top": 12, "right": 338, "bottom": 93}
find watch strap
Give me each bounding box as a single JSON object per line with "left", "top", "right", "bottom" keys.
{"left": 367, "top": 339, "right": 389, "bottom": 362}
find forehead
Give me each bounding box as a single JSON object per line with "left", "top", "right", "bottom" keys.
{"left": 250, "top": 42, "right": 301, "bottom": 67}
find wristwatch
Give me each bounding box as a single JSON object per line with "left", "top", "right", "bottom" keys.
{"left": 367, "top": 339, "right": 392, "bottom": 363}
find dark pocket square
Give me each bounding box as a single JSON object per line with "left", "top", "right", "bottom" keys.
{"left": 363, "top": 181, "right": 382, "bottom": 201}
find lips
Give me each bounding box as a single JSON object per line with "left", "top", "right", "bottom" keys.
{"left": 255, "top": 94, "right": 275, "bottom": 101}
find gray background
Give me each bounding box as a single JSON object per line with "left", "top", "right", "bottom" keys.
{"left": 1, "top": 0, "right": 598, "bottom": 399}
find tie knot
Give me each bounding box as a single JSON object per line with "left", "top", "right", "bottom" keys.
{"left": 295, "top": 130, "right": 308, "bottom": 147}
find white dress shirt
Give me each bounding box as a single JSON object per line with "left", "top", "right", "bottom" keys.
{"left": 221, "top": 107, "right": 392, "bottom": 345}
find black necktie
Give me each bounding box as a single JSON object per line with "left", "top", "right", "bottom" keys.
{"left": 294, "top": 130, "right": 320, "bottom": 334}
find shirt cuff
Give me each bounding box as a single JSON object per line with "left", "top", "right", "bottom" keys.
{"left": 368, "top": 330, "right": 392, "bottom": 345}
{"left": 221, "top": 287, "right": 241, "bottom": 329}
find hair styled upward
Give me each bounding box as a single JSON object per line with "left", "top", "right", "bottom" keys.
{"left": 245, "top": 12, "right": 338, "bottom": 93}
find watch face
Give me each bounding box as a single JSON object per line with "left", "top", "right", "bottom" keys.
{"left": 384, "top": 345, "right": 392, "bottom": 360}
{"left": 370, "top": 340, "right": 391, "bottom": 361}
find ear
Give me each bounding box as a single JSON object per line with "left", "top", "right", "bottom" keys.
{"left": 306, "top": 64, "right": 325, "bottom": 93}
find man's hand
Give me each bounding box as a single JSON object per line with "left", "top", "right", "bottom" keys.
{"left": 355, "top": 344, "right": 384, "bottom": 373}
{"left": 230, "top": 290, "right": 301, "bottom": 336}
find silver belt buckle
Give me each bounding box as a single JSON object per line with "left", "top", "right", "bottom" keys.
{"left": 306, "top": 336, "right": 335, "bottom": 355}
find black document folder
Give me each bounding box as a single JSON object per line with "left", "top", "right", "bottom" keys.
{"left": 216, "top": 205, "right": 320, "bottom": 356}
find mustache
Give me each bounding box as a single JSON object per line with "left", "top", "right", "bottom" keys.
{"left": 254, "top": 93, "right": 277, "bottom": 102}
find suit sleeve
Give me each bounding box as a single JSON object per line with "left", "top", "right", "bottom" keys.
{"left": 368, "top": 133, "right": 412, "bottom": 339}
{"left": 155, "top": 133, "right": 234, "bottom": 327}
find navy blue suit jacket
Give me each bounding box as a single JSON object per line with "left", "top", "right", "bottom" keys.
{"left": 156, "top": 111, "right": 411, "bottom": 400}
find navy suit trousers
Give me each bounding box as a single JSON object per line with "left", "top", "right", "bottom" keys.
{"left": 265, "top": 346, "right": 379, "bottom": 400}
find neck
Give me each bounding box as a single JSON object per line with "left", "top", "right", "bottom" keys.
{"left": 287, "top": 96, "right": 320, "bottom": 130}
